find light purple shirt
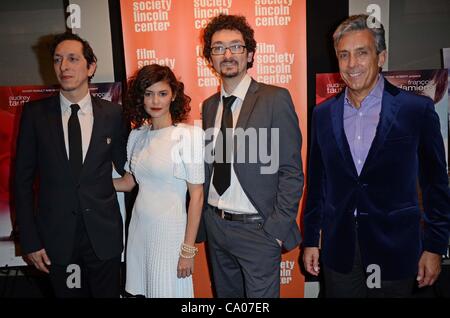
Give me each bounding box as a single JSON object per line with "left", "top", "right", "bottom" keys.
{"left": 343, "top": 75, "right": 384, "bottom": 176}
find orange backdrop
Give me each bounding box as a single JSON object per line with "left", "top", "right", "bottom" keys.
{"left": 120, "top": 0, "right": 307, "bottom": 297}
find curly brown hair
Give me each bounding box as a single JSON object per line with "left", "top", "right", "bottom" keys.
{"left": 202, "top": 14, "right": 257, "bottom": 69}
{"left": 125, "top": 64, "right": 191, "bottom": 128}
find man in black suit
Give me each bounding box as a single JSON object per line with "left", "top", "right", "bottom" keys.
{"left": 14, "top": 33, "right": 127, "bottom": 297}
{"left": 199, "top": 14, "right": 304, "bottom": 297}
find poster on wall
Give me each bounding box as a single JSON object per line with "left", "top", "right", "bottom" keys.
{"left": 120, "top": 0, "right": 307, "bottom": 297}
{"left": 384, "top": 70, "right": 448, "bottom": 170}
{"left": 0, "top": 83, "right": 123, "bottom": 267}
{"left": 443, "top": 48, "right": 450, "bottom": 69}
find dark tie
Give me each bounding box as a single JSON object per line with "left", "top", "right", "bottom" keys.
{"left": 68, "top": 104, "right": 82, "bottom": 180}
{"left": 212, "top": 95, "right": 237, "bottom": 196}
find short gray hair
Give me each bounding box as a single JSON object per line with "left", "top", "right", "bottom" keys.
{"left": 333, "top": 14, "right": 386, "bottom": 54}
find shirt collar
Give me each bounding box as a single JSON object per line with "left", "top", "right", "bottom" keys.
{"left": 344, "top": 74, "right": 384, "bottom": 107}
{"left": 60, "top": 92, "right": 93, "bottom": 115}
{"left": 220, "top": 73, "right": 252, "bottom": 102}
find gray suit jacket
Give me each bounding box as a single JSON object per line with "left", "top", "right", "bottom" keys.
{"left": 197, "top": 79, "right": 304, "bottom": 251}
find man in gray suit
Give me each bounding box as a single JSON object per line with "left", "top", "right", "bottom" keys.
{"left": 198, "top": 14, "right": 304, "bottom": 298}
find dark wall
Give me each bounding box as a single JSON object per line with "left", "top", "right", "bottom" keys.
{"left": 0, "top": 0, "right": 67, "bottom": 86}
{"left": 108, "top": 0, "right": 126, "bottom": 84}
{"left": 306, "top": 0, "right": 348, "bottom": 150}
{"left": 389, "top": 0, "right": 450, "bottom": 70}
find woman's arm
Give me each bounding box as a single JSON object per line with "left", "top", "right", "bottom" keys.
{"left": 177, "top": 183, "right": 204, "bottom": 278}
{"left": 113, "top": 172, "right": 136, "bottom": 192}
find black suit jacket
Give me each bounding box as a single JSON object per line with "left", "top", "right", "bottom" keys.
{"left": 198, "top": 79, "right": 304, "bottom": 251}
{"left": 14, "top": 95, "right": 127, "bottom": 265}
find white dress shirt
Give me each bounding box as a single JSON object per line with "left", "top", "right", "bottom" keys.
{"left": 60, "top": 92, "right": 93, "bottom": 162}
{"left": 208, "top": 74, "right": 258, "bottom": 215}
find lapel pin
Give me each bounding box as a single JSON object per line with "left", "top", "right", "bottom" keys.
{"left": 106, "top": 137, "right": 111, "bottom": 144}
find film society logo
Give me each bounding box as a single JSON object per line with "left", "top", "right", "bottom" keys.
{"left": 194, "top": 0, "right": 232, "bottom": 29}
{"left": 256, "top": 43, "right": 294, "bottom": 85}
{"left": 136, "top": 48, "right": 176, "bottom": 69}
{"left": 196, "top": 37, "right": 296, "bottom": 88}
{"left": 255, "top": 0, "right": 293, "bottom": 27}
{"left": 133, "top": 0, "right": 172, "bottom": 32}
{"left": 193, "top": 0, "right": 232, "bottom": 88}
{"left": 280, "top": 260, "right": 294, "bottom": 285}
{"left": 196, "top": 45, "right": 218, "bottom": 88}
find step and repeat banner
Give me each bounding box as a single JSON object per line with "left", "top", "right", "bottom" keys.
{"left": 120, "top": 0, "right": 307, "bottom": 297}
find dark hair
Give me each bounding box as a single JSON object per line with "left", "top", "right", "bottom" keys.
{"left": 333, "top": 14, "right": 386, "bottom": 54}
{"left": 50, "top": 32, "right": 97, "bottom": 80}
{"left": 125, "top": 64, "right": 191, "bottom": 128}
{"left": 202, "top": 14, "right": 257, "bottom": 69}
{"left": 418, "top": 70, "right": 448, "bottom": 104}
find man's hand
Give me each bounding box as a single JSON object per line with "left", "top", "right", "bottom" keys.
{"left": 26, "top": 249, "right": 51, "bottom": 274}
{"left": 303, "top": 247, "right": 320, "bottom": 276}
{"left": 417, "top": 251, "right": 441, "bottom": 288}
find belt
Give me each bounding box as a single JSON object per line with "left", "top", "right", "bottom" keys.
{"left": 212, "top": 206, "right": 263, "bottom": 223}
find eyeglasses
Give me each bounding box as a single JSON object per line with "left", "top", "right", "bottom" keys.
{"left": 210, "top": 44, "right": 246, "bottom": 55}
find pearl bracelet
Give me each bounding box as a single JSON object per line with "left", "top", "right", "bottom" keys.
{"left": 181, "top": 243, "right": 198, "bottom": 254}
{"left": 179, "top": 250, "right": 196, "bottom": 259}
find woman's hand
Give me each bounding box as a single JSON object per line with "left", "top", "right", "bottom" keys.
{"left": 177, "top": 255, "right": 195, "bottom": 278}
{"left": 113, "top": 172, "right": 136, "bottom": 192}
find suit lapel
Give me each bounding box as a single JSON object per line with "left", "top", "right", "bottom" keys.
{"left": 47, "top": 95, "right": 70, "bottom": 167}
{"left": 234, "top": 80, "right": 259, "bottom": 158}
{"left": 82, "top": 96, "right": 106, "bottom": 176}
{"left": 331, "top": 93, "right": 358, "bottom": 176}
{"left": 204, "top": 94, "right": 220, "bottom": 130}
{"left": 235, "top": 79, "right": 259, "bottom": 130}
{"left": 360, "top": 80, "right": 401, "bottom": 176}
{"left": 204, "top": 94, "right": 220, "bottom": 175}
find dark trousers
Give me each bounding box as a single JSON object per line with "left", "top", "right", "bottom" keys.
{"left": 323, "top": 232, "right": 415, "bottom": 298}
{"left": 204, "top": 208, "right": 281, "bottom": 298}
{"left": 48, "top": 214, "right": 121, "bottom": 298}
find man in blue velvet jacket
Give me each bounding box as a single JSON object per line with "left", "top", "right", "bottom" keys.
{"left": 302, "top": 14, "right": 450, "bottom": 297}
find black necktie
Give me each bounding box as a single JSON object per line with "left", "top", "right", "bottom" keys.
{"left": 213, "top": 95, "right": 237, "bottom": 196}
{"left": 68, "top": 104, "right": 82, "bottom": 180}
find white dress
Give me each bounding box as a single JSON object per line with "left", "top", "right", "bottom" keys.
{"left": 124, "top": 123, "right": 204, "bottom": 298}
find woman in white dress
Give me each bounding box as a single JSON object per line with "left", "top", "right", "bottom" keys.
{"left": 114, "top": 64, "right": 204, "bottom": 298}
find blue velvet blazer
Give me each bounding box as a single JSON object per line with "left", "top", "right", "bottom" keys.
{"left": 303, "top": 80, "right": 450, "bottom": 280}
